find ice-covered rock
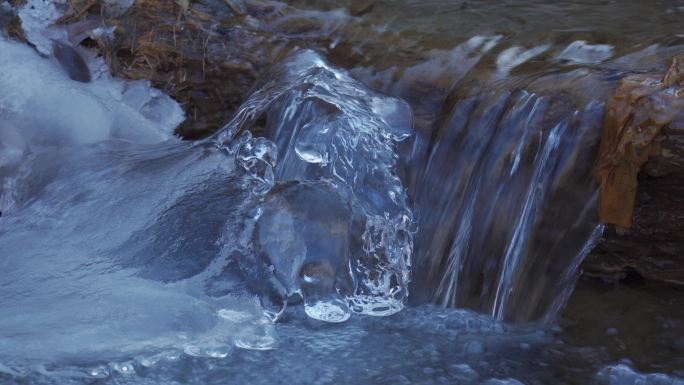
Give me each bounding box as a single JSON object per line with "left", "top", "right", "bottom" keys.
{"left": 217, "top": 49, "right": 415, "bottom": 318}
{"left": 0, "top": 38, "right": 183, "bottom": 146}
{"left": 0, "top": 37, "right": 185, "bottom": 213}
{"left": 18, "top": 0, "right": 130, "bottom": 55}
{"left": 496, "top": 44, "right": 551, "bottom": 75}
{"left": 555, "top": 40, "right": 614, "bottom": 64}
{"left": 0, "top": 47, "right": 413, "bottom": 371}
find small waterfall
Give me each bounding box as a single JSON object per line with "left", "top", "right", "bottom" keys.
{"left": 1, "top": 28, "right": 610, "bottom": 333}
{"left": 341, "top": 31, "right": 610, "bottom": 322}
{"left": 408, "top": 90, "right": 604, "bottom": 322}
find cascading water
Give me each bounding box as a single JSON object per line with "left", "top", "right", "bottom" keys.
{"left": 408, "top": 91, "right": 604, "bottom": 322}
{"left": 347, "top": 34, "right": 608, "bottom": 323}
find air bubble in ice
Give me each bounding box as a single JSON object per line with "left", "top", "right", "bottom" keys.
{"left": 303, "top": 296, "right": 351, "bottom": 323}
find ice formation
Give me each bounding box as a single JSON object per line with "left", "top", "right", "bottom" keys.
{"left": 208, "top": 49, "right": 415, "bottom": 320}
{"left": 555, "top": 40, "right": 614, "bottom": 64}
{"left": 0, "top": 38, "right": 413, "bottom": 370}
{"left": 17, "top": 0, "right": 130, "bottom": 56}
{"left": 495, "top": 44, "right": 551, "bottom": 75}
{"left": 0, "top": 37, "right": 184, "bottom": 211}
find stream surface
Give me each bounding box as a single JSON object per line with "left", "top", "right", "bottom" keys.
{"left": 1, "top": 0, "right": 683, "bottom": 384}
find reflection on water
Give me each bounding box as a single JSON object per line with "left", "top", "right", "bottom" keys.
{"left": 561, "top": 279, "right": 684, "bottom": 377}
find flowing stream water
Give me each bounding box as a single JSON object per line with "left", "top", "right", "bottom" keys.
{"left": 1, "top": 0, "right": 683, "bottom": 384}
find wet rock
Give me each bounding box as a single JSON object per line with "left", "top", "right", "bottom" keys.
{"left": 349, "top": 4, "right": 374, "bottom": 17}
{"left": 51, "top": 39, "right": 91, "bottom": 82}
{"left": 585, "top": 152, "right": 684, "bottom": 285}
{"left": 588, "top": 56, "right": 684, "bottom": 285}
{"left": 596, "top": 54, "right": 684, "bottom": 228}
